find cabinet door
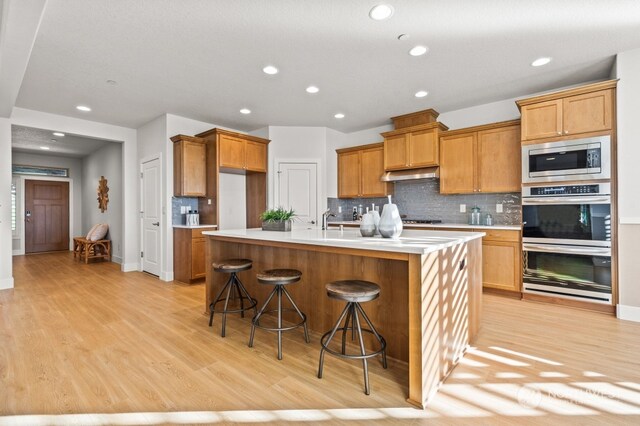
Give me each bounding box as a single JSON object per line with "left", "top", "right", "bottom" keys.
{"left": 481, "top": 240, "right": 521, "bottom": 292}
{"left": 182, "top": 141, "right": 207, "bottom": 196}
{"left": 191, "top": 238, "right": 207, "bottom": 279}
{"left": 477, "top": 125, "right": 521, "bottom": 193}
{"left": 563, "top": 89, "right": 612, "bottom": 136}
{"left": 408, "top": 128, "right": 438, "bottom": 167}
{"left": 521, "top": 99, "right": 562, "bottom": 141}
{"left": 384, "top": 134, "right": 408, "bottom": 170}
{"left": 360, "top": 147, "right": 387, "bottom": 197}
{"left": 219, "top": 135, "right": 246, "bottom": 169}
{"left": 439, "top": 133, "right": 476, "bottom": 194}
{"left": 338, "top": 151, "right": 361, "bottom": 198}
{"left": 245, "top": 140, "right": 267, "bottom": 172}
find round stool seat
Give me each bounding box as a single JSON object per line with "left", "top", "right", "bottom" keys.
{"left": 212, "top": 258, "right": 252, "bottom": 273}
{"left": 326, "top": 280, "right": 380, "bottom": 303}
{"left": 257, "top": 269, "right": 302, "bottom": 285}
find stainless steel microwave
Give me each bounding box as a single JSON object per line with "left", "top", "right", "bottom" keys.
{"left": 521, "top": 136, "right": 611, "bottom": 183}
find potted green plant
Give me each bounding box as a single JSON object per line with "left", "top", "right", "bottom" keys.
{"left": 260, "top": 207, "right": 296, "bottom": 231}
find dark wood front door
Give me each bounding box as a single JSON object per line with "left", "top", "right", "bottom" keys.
{"left": 25, "top": 180, "right": 70, "bottom": 253}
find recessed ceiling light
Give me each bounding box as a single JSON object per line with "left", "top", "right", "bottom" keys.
{"left": 306, "top": 86, "right": 319, "bottom": 94}
{"left": 397, "top": 34, "right": 410, "bottom": 41}
{"left": 409, "top": 45, "right": 428, "bottom": 56}
{"left": 76, "top": 105, "right": 91, "bottom": 112}
{"left": 50, "top": 139, "right": 57, "bottom": 143}
{"left": 334, "top": 113, "right": 345, "bottom": 119}
{"left": 106, "top": 79, "right": 117, "bottom": 85}
{"left": 531, "top": 57, "right": 552, "bottom": 67}
{"left": 40, "top": 146, "right": 50, "bottom": 150}
{"left": 369, "top": 4, "right": 394, "bottom": 21}
{"left": 53, "top": 132, "right": 65, "bottom": 137}
{"left": 240, "top": 108, "right": 251, "bottom": 114}
{"left": 415, "top": 90, "right": 429, "bottom": 98}
{"left": 262, "top": 65, "right": 279, "bottom": 75}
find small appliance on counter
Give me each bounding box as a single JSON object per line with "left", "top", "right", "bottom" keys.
{"left": 186, "top": 210, "right": 200, "bottom": 226}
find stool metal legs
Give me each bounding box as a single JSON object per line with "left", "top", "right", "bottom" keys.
{"left": 318, "top": 301, "right": 387, "bottom": 395}
{"left": 249, "top": 284, "right": 310, "bottom": 360}
{"left": 209, "top": 272, "right": 257, "bottom": 337}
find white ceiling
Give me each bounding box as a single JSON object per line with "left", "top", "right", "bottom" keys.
{"left": 14, "top": 0, "right": 640, "bottom": 133}
{"left": 11, "top": 125, "right": 117, "bottom": 158}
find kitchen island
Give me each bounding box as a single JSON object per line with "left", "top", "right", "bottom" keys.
{"left": 203, "top": 227, "right": 484, "bottom": 408}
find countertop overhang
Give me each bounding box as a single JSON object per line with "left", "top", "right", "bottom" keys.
{"left": 203, "top": 227, "right": 484, "bottom": 255}
{"left": 327, "top": 221, "right": 521, "bottom": 231}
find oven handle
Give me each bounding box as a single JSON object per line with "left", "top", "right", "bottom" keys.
{"left": 522, "top": 196, "right": 611, "bottom": 205}
{"left": 523, "top": 243, "right": 611, "bottom": 257}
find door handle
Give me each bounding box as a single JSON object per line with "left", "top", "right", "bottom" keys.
{"left": 152, "top": 222, "right": 160, "bottom": 226}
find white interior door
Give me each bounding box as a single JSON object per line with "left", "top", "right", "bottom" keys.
{"left": 277, "top": 162, "right": 317, "bottom": 226}
{"left": 141, "top": 157, "right": 161, "bottom": 276}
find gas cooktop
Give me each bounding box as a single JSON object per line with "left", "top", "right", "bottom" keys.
{"left": 401, "top": 219, "right": 443, "bottom": 224}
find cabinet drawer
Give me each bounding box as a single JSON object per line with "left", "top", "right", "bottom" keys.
{"left": 191, "top": 227, "right": 217, "bottom": 238}
{"left": 477, "top": 228, "right": 521, "bottom": 242}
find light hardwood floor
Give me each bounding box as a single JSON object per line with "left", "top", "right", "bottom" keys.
{"left": 1, "top": 252, "right": 640, "bottom": 425}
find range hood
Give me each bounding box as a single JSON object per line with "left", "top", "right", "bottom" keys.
{"left": 381, "top": 167, "right": 439, "bottom": 182}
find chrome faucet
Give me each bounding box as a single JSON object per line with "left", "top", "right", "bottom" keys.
{"left": 321, "top": 209, "right": 336, "bottom": 230}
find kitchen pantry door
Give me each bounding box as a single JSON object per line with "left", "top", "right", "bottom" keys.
{"left": 276, "top": 162, "right": 317, "bottom": 225}
{"left": 141, "top": 157, "right": 161, "bottom": 276}
{"left": 25, "top": 180, "right": 70, "bottom": 253}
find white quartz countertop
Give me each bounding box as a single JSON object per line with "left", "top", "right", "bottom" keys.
{"left": 327, "top": 221, "right": 521, "bottom": 231}
{"left": 173, "top": 224, "right": 218, "bottom": 229}
{"left": 203, "top": 227, "right": 484, "bottom": 255}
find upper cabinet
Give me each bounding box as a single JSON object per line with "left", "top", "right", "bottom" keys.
{"left": 517, "top": 81, "right": 616, "bottom": 142}
{"left": 196, "top": 128, "right": 269, "bottom": 172}
{"left": 337, "top": 143, "right": 392, "bottom": 198}
{"left": 381, "top": 123, "right": 449, "bottom": 171}
{"left": 171, "top": 135, "right": 207, "bottom": 197}
{"left": 440, "top": 120, "right": 521, "bottom": 194}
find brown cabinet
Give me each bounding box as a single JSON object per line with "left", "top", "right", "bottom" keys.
{"left": 518, "top": 82, "right": 615, "bottom": 142}
{"left": 218, "top": 133, "right": 268, "bottom": 172}
{"left": 174, "top": 227, "right": 217, "bottom": 283}
{"left": 381, "top": 123, "right": 448, "bottom": 171}
{"left": 478, "top": 229, "right": 521, "bottom": 293}
{"left": 337, "top": 143, "right": 391, "bottom": 198}
{"left": 171, "top": 135, "right": 207, "bottom": 197}
{"left": 440, "top": 121, "right": 521, "bottom": 194}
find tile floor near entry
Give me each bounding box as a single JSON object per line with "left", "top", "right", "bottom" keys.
{"left": 1, "top": 252, "right": 640, "bottom": 425}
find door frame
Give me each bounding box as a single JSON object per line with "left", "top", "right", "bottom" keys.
{"left": 139, "top": 153, "right": 163, "bottom": 277}
{"left": 273, "top": 158, "right": 323, "bottom": 224}
{"left": 16, "top": 175, "right": 74, "bottom": 255}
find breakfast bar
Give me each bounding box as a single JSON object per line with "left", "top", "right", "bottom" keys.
{"left": 203, "top": 228, "right": 484, "bottom": 408}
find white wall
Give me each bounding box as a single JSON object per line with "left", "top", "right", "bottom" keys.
{"left": 11, "top": 151, "right": 83, "bottom": 254}
{"left": 614, "top": 48, "right": 640, "bottom": 321}
{"left": 82, "top": 143, "right": 123, "bottom": 263}
{"left": 266, "top": 126, "right": 328, "bottom": 216}
{"left": 10, "top": 107, "right": 138, "bottom": 272}
{"left": 0, "top": 118, "right": 13, "bottom": 290}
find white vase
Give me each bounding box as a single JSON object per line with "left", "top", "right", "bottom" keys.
{"left": 359, "top": 212, "right": 376, "bottom": 237}
{"left": 370, "top": 210, "right": 381, "bottom": 235}
{"left": 378, "top": 203, "right": 403, "bottom": 239}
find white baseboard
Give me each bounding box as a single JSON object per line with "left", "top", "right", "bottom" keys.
{"left": 121, "top": 262, "right": 140, "bottom": 272}
{"left": 617, "top": 304, "right": 640, "bottom": 322}
{"left": 111, "top": 255, "right": 123, "bottom": 264}
{"left": 160, "top": 271, "right": 174, "bottom": 282}
{"left": 12, "top": 250, "right": 24, "bottom": 256}
{"left": 0, "top": 277, "right": 15, "bottom": 290}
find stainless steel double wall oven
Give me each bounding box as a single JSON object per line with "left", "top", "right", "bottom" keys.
{"left": 521, "top": 136, "right": 613, "bottom": 304}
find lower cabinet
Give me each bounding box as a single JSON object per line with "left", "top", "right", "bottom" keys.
{"left": 174, "top": 227, "right": 217, "bottom": 283}
{"left": 478, "top": 229, "right": 522, "bottom": 293}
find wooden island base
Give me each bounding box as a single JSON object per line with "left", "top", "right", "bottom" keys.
{"left": 206, "top": 234, "right": 482, "bottom": 408}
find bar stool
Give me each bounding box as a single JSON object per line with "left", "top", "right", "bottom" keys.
{"left": 249, "top": 269, "right": 310, "bottom": 360}
{"left": 318, "top": 280, "right": 387, "bottom": 395}
{"left": 208, "top": 258, "right": 257, "bottom": 337}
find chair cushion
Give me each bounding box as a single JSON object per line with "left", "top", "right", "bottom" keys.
{"left": 86, "top": 224, "right": 99, "bottom": 240}
{"left": 88, "top": 223, "right": 109, "bottom": 241}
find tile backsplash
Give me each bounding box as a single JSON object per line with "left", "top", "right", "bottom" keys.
{"left": 172, "top": 197, "right": 200, "bottom": 225}
{"left": 328, "top": 179, "right": 521, "bottom": 225}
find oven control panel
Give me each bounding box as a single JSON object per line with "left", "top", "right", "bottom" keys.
{"left": 529, "top": 184, "right": 600, "bottom": 196}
